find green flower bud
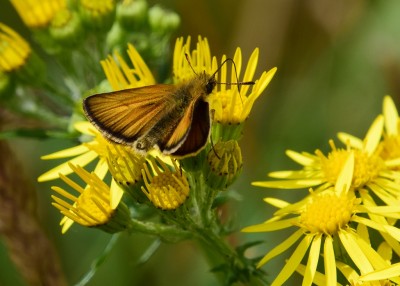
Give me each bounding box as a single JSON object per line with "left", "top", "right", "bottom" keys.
{"left": 117, "top": 0, "right": 148, "bottom": 30}
{"left": 212, "top": 121, "right": 245, "bottom": 142}
{"left": 148, "top": 5, "right": 180, "bottom": 34}
{"left": 50, "top": 9, "right": 83, "bottom": 46}
{"left": 79, "top": 0, "right": 116, "bottom": 32}
{"left": 204, "top": 140, "right": 243, "bottom": 190}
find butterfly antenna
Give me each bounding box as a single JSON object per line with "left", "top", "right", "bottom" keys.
{"left": 210, "top": 135, "right": 221, "bottom": 159}
{"left": 211, "top": 58, "right": 255, "bottom": 105}
{"left": 185, "top": 53, "right": 198, "bottom": 76}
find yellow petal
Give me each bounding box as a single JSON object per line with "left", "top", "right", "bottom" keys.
{"left": 268, "top": 170, "right": 318, "bottom": 179}
{"left": 60, "top": 217, "right": 74, "bottom": 234}
{"left": 110, "top": 179, "right": 124, "bottom": 209}
{"left": 74, "top": 121, "right": 95, "bottom": 135}
{"left": 363, "top": 115, "right": 383, "bottom": 155}
{"left": 93, "top": 159, "right": 109, "bottom": 180}
{"left": 383, "top": 225, "right": 400, "bottom": 242}
{"left": 354, "top": 235, "right": 400, "bottom": 285}
{"left": 242, "top": 217, "right": 298, "bottom": 233}
{"left": 303, "top": 235, "right": 322, "bottom": 286}
{"left": 335, "top": 152, "right": 354, "bottom": 195}
{"left": 286, "top": 150, "right": 317, "bottom": 166}
{"left": 324, "top": 235, "right": 337, "bottom": 286}
{"left": 360, "top": 263, "right": 400, "bottom": 281}
{"left": 271, "top": 235, "right": 312, "bottom": 286}
{"left": 356, "top": 223, "right": 370, "bottom": 245}
{"left": 41, "top": 144, "right": 89, "bottom": 159}
{"left": 253, "top": 179, "right": 324, "bottom": 189}
{"left": 338, "top": 230, "right": 374, "bottom": 274}
{"left": 377, "top": 242, "right": 392, "bottom": 261}
{"left": 336, "top": 261, "right": 359, "bottom": 284}
{"left": 359, "top": 205, "right": 400, "bottom": 219}
{"left": 351, "top": 216, "right": 386, "bottom": 233}
{"left": 257, "top": 229, "right": 303, "bottom": 267}
{"left": 263, "top": 197, "right": 290, "bottom": 209}
{"left": 337, "top": 132, "right": 363, "bottom": 149}
{"left": 383, "top": 95, "right": 399, "bottom": 136}
{"left": 38, "top": 151, "right": 98, "bottom": 182}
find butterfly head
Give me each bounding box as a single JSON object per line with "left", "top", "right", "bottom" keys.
{"left": 206, "top": 75, "right": 217, "bottom": 95}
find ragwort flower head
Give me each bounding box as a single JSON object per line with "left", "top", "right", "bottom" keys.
{"left": 11, "top": 0, "right": 66, "bottom": 28}
{"left": 141, "top": 157, "right": 190, "bottom": 210}
{"left": 243, "top": 153, "right": 400, "bottom": 286}
{"left": 255, "top": 115, "right": 400, "bottom": 206}
{"left": 0, "top": 23, "right": 31, "bottom": 73}
{"left": 173, "top": 36, "right": 277, "bottom": 125}
{"left": 52, "top": 164, "right": 129, "bottom": 233}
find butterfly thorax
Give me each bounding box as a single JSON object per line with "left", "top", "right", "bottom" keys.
{"left": 173, "top": 72, "right": 216, "bottom": 104}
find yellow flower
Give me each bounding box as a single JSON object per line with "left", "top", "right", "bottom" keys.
{"left": 243, "top": 153, "right": 400, "bottom": 286}
{"left": 173, "top": 36, "right": 277, "bottom": 124}
{"left": 101, "top": 43, "right": 156, "bottom": 90}
{"left": 141, "top": 157, "right": 190, "bottom": 210}
{"left": 255, "top": 115, "right": 400, "bottom": 206}
{"left": 11, "top": 0, "right": 66, "bottom": 28}
{"left": 52, "top": 163, "right": 129, "bottom": 233}
{"left": 0, "top": 23, "right": 31, "bottom": 72}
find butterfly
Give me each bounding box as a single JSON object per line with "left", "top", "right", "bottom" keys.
{"left": 83, "top": 59, "right": 254, "bottom": 158}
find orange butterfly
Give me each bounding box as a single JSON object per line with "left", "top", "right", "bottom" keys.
{"left": 83, "top": 60, "right": 253, "bottom": 158}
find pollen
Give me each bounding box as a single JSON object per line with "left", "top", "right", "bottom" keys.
{"left": 317, "top": 142, "right": 349, "bottom": 186}
{"left": 352, "top": 149, "right": 384, "bottom": 188}
{"left": 318, "top": 141, "right": 384, "bottom": 189}
{"left": 299, "top": 191, "right": 357, "bottom": 235}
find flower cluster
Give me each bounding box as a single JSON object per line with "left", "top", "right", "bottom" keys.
{"left": 39, "top": 36, "right": 276, "bottom": 234}
{"left": 243, "top": 95, "right": 400, "bottom": 285}
{"left": 30, "top": 28, "right": 275, "bottom": 283}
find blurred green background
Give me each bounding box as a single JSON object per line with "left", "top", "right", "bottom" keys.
{"left": 1, "top": 0, "right": 400, "bottom": 285}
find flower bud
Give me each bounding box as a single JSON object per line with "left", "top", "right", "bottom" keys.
{"left": 79, "top": 0, "right": 116, "bottom": 32}
{"left": 50, "top": 9, "right": 83, "bottom": 46}
{"left": 204, "top": 140, "right": 243, "bottom": 189}
{"left": 117, "top": 0, "right": 148, "bottom": 30}
{"left": 148, "top": 5, "right": 180, "bottom": 34}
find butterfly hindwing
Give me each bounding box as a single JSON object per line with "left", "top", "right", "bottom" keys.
{"left": 159, "top": 100, "right": 210, "bottom": 156}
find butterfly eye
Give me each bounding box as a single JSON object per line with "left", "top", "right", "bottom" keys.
{"left": 206, "top": 78, "right": 216, "bottom": 94}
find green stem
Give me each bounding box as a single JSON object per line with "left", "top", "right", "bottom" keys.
{"left": 128, "top": 218, "right": 192, "bottom": 243}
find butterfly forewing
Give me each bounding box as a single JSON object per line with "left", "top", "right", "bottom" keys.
{"left": 84, "top": 84, "right": 178, "bottom": 143}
